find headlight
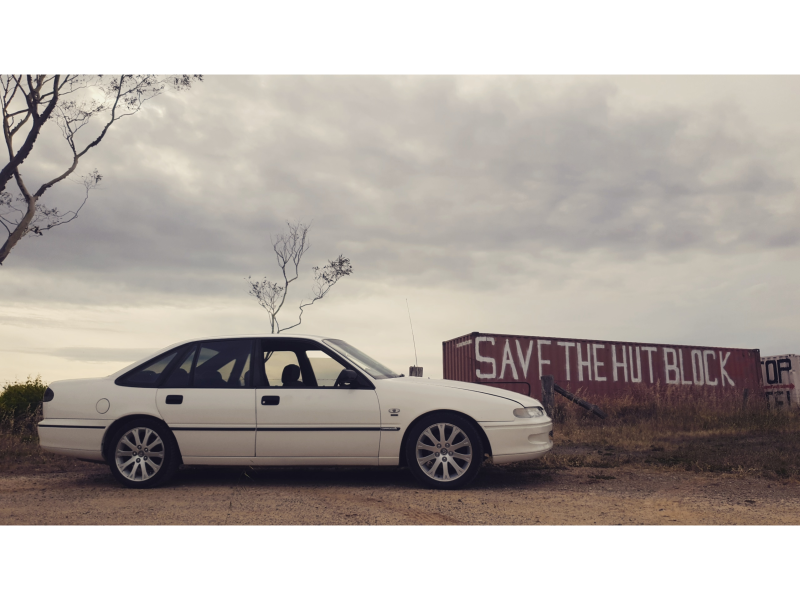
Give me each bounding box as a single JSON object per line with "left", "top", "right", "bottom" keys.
{"left": 513, "top": 406, "right": 545, "bottom": 418}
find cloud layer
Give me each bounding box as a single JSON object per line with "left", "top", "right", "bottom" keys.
{"left": 2, "top": 76, "right": 799, "bottom": 382}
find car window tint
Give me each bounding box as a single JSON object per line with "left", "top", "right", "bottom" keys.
{"left": 306, "top": 350, "right": 347, "bottom": 388}
{"left": 119, "top": 350, "right": 179, "bottom": 387}
{"left": 194, "top": 340, "right": 252, "bottom": 388}
{"left": 323, "top": 339, "right": 399, "bottom": 379}
{"left": 238, "top": 352, "right": 251, "bottom": 387}
{"left": 162, "top": 346, "right": 196, "bottom": 388}
{"left": 264, "top": 351, "right": 303, "bottom": 388}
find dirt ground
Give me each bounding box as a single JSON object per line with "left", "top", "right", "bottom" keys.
{"left": 1, "top": 459, "right": 798, "bottom": 525}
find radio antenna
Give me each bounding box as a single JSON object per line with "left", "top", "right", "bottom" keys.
{"left": 406, "top": 298, "right": 418, "bottom": 367}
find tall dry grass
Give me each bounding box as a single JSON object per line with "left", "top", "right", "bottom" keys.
{"left": 0, "top": 398, "right": 92, "bottom": 474}
{"left": 0, "top": 403, "right": 42, "bottom": 439}
{"left": 0, "top": 404, "right": 53, "bottom": 473}
{"left": 541, "top": 385, "right": 800, "bottom": 480}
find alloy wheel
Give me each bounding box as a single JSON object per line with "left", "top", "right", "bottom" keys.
{"left": 115, "top": 427, "right": 165, "bottom": 482}
{"left": 415, "top": 423, "right": 473, "bottom": 482}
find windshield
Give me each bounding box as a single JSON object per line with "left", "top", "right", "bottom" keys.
{"left": 323, "top": 339, "right": 401, "bottom": 380}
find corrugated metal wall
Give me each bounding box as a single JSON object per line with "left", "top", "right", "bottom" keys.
{"left": 442, "top": 333, "right": 475, "bottom": 386}
{"left": 444, "top": 332, "right": 763, "bottom": 399}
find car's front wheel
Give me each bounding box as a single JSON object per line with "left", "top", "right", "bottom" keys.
{"left": 108, "top": 418, "right": 180, "bottom": 489}
{"left": 405, "top": 412, "right": 484, "bottom": 490}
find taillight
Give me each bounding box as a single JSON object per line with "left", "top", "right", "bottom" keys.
{"left": 43, "top": 387, "right": 54, "bottom": 402}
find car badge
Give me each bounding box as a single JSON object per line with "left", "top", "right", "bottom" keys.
{"left": 388, "top": 408, "right": 400, "bottom": 416}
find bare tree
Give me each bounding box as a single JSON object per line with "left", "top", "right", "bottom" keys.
{"left": 248, "top": 221, "right": 354, "bottom": 333}
{"left": 0, "top": 74, "right": 202, "bottom": 266}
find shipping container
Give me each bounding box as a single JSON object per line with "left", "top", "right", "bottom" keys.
{"left": 761, "top": 354, "right": 799, "bottom": 410}
{"left": 443, "top": 332, "right": 763, "bottom": 400}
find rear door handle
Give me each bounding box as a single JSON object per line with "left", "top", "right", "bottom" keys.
{"left": 165, "top": 395, "right": 183, "bottom": 405}
{"left": 261, "top": 396, "right": 280, "bottom": 406}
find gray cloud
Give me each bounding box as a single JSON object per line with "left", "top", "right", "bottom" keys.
{"left": 4, "top": 347, "right": 157, "bottom": 363}
{"left": 2, "top": 76, "right": 799, "bottom": 382}
{"left": 6, "top": 77, "right": 798, "bottom": 298}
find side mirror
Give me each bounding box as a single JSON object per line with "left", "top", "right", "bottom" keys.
{"left": 336, "top": 369, "right": 358, "bottom": 387}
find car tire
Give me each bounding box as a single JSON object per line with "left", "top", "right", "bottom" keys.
{"left": 405, "top": 412, "right": 484, "bottom": 490}
{"left": 107, "top": 418, "right": 180, "bottom": 489}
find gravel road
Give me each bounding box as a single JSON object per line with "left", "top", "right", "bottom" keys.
{"left": 1, "top": 461, "right": 797, "bottom": 525}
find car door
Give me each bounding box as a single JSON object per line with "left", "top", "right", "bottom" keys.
{"left": 255, "top": 339, "right": 381, "bottom": 460}
{"left": 156, "top": 339, "right": 256, "bottom": 457}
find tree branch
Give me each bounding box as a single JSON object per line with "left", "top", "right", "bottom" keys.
{"left": 0, "top": 74, "right": 62, "bottom": 194}
{"left": 8, "top": 112, "right": 31, "bottom": 138}
{"left": 28, "top": 170, "right": 101, "bottom": 236}
{"left": 0, "top": 218, "right": 11, "bottom": 238}
{"left": 276, "top": 298, "right": 314, "bottom": 333}
{"left": 72, "top": 74, "right": 127, "bottom": 161}
{"left": 33, "top": 155, "right": 81, "bottom": 199}
{"left": 0, "top": 74, "right": 201, "bottom": 266}
{"left": 277, "top": 255, "right": 352, "bottom": 333}
{"left": 0, "top": 168, "right": 37, "bottom": 265}
{"left": 270, "top": 221, "right": 310, "bottom": 327}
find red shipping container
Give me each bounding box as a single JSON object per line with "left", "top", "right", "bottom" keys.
{"left": 443, "top": 332, "right": 763, "bottom": 399}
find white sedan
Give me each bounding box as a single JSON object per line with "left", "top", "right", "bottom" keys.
{"left": 38, "top": 334, "right": 553, "bottom": 489}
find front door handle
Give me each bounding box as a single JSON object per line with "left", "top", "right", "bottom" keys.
{"left": 165, "top": 395, "right": 183, "bottom": 405}
{"left": 261, "top": 396, "right": 280, "bottom": 406}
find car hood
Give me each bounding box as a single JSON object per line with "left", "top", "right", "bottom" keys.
{"left": 380, "top": 377, "right": 539, "bottom": 408}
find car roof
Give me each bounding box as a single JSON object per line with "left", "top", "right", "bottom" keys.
{"left": 174, "top": 333, "right": 332, "bottom": 344}
{"left": 107, "top": 333, "right": 339, "bottom": 378}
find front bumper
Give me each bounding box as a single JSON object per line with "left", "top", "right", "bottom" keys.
{"left": 479, "top": 419, "right": 553, "bottom": 465}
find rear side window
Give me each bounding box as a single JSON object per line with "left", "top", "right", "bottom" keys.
{"left": 193, "top": 340, "right": 253, "bottom": 388}
{"left": 161, "top": 345, "right": 196, "bottom": 388}
{"left": 116, "top": 349, "right": 180, "bottom": 388}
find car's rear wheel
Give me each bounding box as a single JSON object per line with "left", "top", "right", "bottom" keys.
{"left": 108, "top": 418, "right": 180, "bottom": 489}
{"left": 405, "top": 412, "right": 484, "bottom": 490}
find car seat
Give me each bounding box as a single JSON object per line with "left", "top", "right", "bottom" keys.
{"left": 281, "top": 364, "right": 304, "bottom": 388}
{"left": 196, "top": 369, "right": 226, "bottom": 388}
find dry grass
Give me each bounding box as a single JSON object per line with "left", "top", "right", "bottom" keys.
{"left": 0, "top": 405, "right": 95, "bottom": 475}
{"left": 541, "top": 386, "right": 800, "bottom": 480}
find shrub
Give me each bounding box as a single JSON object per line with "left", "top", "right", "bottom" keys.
{"left": 0, "top": 376, "right": 47, "bottom": 418}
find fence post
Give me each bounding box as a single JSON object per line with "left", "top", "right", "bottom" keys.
{"left": 541, "top": 375, "right": 555, "bottom": 418}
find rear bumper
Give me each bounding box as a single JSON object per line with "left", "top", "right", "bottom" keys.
{"left": 480, "top": 419, "right": 553, "bottom": 464}
{"left": 38, "top": 419, "right": 110, "bottom": 462}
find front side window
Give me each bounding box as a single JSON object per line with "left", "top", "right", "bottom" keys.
{"left": 260, "top": 340, "right": 361, "bottom": 389}
{"left": 117, "top": 349, "right": 180, "bottom": 387}
{"left": 306, "top": 349, "right": 349, "bottom": 387}
{"left": 263, "top": 350, "right": 304, "bottom": 388}
{"left": 323, "top": 339, "right": 399, "bottom": 380}
{"left": 193, "top": 340, "right": 252, "bottom": 388}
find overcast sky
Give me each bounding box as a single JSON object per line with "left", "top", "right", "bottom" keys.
{"left": 2, "top": 75, "right": 799, "bottom": 384}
